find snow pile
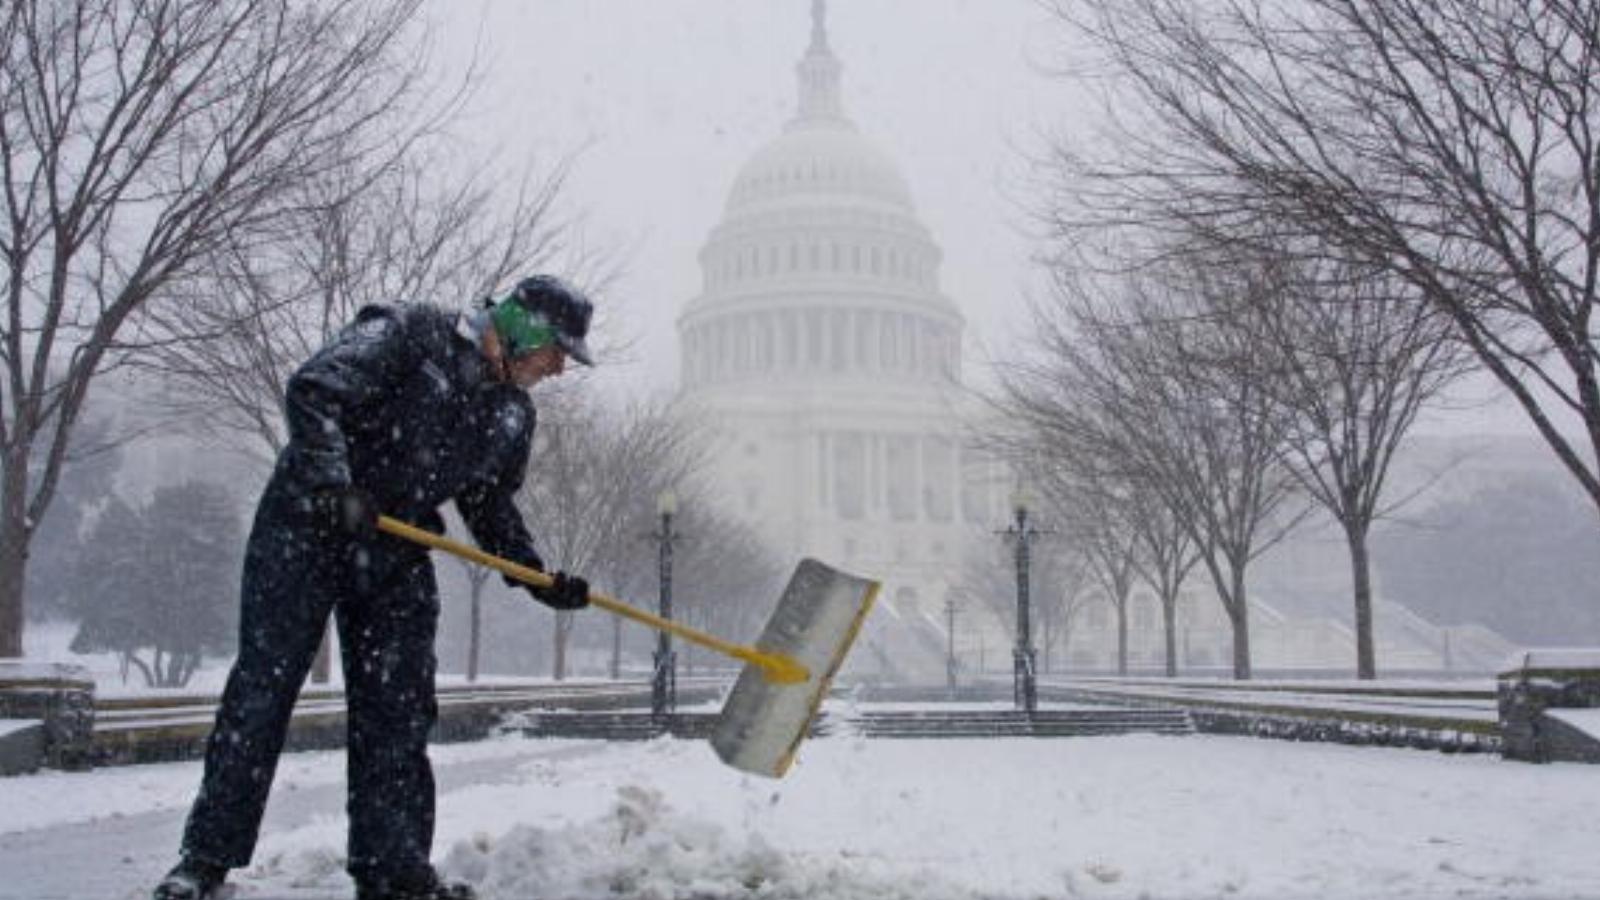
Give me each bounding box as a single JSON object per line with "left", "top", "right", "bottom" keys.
{"left": 438, "top": 785, "right": 973, "bottom": 900}
{"left": 229, "top": 730, "right": 1600, "bottom": 899}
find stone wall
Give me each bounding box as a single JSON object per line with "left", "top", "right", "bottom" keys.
{"left": 1497, "top": 649, "right": 1600, "bottom": 764}
{"left": 0, "top": 662, "right": 96, "bottom": 771}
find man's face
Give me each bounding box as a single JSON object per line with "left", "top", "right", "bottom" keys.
{"left": 505, "top": 343, "right": 567, "bottom": 388}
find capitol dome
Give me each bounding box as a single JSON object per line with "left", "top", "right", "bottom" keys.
{"left": 724, "top": 120, "right": 915, "bottom": 216}
{"left": 673, "top": 1, "right": 997, "bottom": 685}
{"left": 679, "top": 0, "right": 961, "bottom": 387}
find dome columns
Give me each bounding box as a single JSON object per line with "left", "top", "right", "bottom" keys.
{"left": 680, "top": 305, "right": 961, "bottom": 386}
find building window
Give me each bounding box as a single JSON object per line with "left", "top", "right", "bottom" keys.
{"left": 886, "top": 436, "right": 917, "bottom": 521}
{"left": 830, "top": 310, "right": 848, "bottom": 368}
{"left": 922, "top": 437, "right": 955, "bottom": 522}
{"left": 782, "top": 311, "right": 798, "bottom": 368}
{"left": 758, "top": 316, "right": 774, "bottom": 371}
{"left": 806, "top": 310, "right": 823, "bottom": 367}
{"left": 835, "top": 433, "right": 866, "bottom": 520}
{"left": 881, "top": 314, "right": 898, "bottom": 369}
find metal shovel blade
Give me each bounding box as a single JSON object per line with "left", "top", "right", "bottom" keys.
{"left": 711, "top": 558, "right": 880, "bottom": 778}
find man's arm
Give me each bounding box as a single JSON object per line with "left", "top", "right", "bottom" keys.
{"left": 455, "top": 399, "right": 543, "bottom": 570}
{"left": 283, "top": 305, "right": 416, "bottom": 493}
{"left": 457, "top": 401, "right": 590, "bottom": 611}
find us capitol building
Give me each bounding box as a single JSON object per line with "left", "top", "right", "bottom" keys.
{"left": 670, "top": 3, "right": 1512, "bottom": 683}
{"left": 674, "top": 2, "right": 1006, "bottom": 681}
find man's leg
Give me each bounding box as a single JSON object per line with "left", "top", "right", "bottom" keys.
{"left": 178, "top": 526, "right": 335, "bottom": 869}
{"left": 339, "top": 552, "right": 441, "bottom": 885}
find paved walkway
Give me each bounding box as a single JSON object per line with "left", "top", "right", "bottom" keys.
{"left": 0, "top": 742, "right": 597, "bottom": 900}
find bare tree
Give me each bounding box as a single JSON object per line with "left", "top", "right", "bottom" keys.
{"left": 132, "top": 122, "right": 588, "bottom": 680}
{"left": 1051, "top": 484, "right": 1139, "bottom": 675}
{"left": 1031, "top": 546, "right": 1092, "bottom": 674}
{"left": 1051, "top": 0, "right": 1600, "bottom": 521}
{"left": 1232, "top": 249, "right": 1471, "bottom": 677}
{"left": 1003, "top": 397, "right": 1200, "bottom": 678}
{"left": 0, "top": 0, "right": 431, "bottom": 655}
{"left": 1124, "top": 481, "right": 1201, "bottom": 677}
{"left": 1000, "top": 263, "right": 1304, "bottom": 679}
{"left": 516, "top": 392, "right": 700, "bottom": 680}
{"left": 662, "top": 504, "right": 786, "bottom": 677}
{"left": 139, "top": 143, "right": 581, "bottom": 462}
{"left": 463, "top": 564, "right": 492, "bottom": 683}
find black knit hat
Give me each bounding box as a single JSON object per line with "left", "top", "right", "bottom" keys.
{"left": 498, "top": 275, "right": 594, "bottom": 366}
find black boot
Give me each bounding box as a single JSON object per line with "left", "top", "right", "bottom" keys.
{"left": 152, "top": 857, "right": 228, "bottom": 900}
{"left": 355, "top": 868, "right": 475, "bottom": 900}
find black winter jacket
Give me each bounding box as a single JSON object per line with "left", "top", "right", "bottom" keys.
{"left": 270, "top": 302, "right": 542, "bottom": 570}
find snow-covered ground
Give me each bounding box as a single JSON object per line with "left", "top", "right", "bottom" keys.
{"left": 3, "top": 723, "right": 1598, "bottom": 900}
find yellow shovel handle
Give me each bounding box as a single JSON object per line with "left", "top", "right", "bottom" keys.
{"left": 376, "top": 515, "right": 809, "bottom": 684}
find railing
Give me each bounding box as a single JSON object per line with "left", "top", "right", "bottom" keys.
{"left": 1036, "top": 677, "right": 1501, "bottom": 754}
{"left": 90, "top": 678, "right": 727, "bottom": 767}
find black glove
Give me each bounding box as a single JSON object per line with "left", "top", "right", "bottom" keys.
{"left": 529, "top": 571, "right": 590, "bottom": 611}
{"left": 309, "top": 485, "right": 377, "bottom": 539}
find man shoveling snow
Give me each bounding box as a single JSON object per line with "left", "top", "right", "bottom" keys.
{"left": 153, "top": 276, "right": 597, "bottom": 900}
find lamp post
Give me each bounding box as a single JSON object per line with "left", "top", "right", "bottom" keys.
{"left": 1003, "top": 487, "right": 1041, "bottom": 714}
{"left": 651, "top": 489, "right": 679, "bottom": 720}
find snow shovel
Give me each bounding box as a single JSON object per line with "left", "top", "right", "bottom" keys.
{"left": 709, "top": 557, "right": 880, "bottom": 778}
{"left": 376, "top": 515, "right": 879, "bottom": 777}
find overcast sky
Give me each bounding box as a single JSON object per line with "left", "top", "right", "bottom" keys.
{"left": 117, "top": 0, "right": 1562, "bottom": 501}
{"left": 424, "top": 0, "right": 1566, "bottom": 443}
{"left": 429, "top": 0, "right": 1083, "bottom": 396}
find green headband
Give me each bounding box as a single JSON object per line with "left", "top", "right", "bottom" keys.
{"left": 491, "top": 297, "right": 557, "bottom": 357}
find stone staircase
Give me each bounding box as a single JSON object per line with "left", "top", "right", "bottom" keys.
{"left": 512, "top": 707, "right": 1194, "bottom": 741}
{"left": 843, "top": 708, "right": 1195, "bottom": 739}
{"left": 510, "top": 711, "right": 725, "bottom": 741}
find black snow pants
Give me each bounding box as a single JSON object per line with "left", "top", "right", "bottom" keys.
{"left": 180, "top": 487, "right": 441, "bottom": 883}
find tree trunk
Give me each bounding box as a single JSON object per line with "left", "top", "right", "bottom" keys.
{"left": 1230, "top": 571, "right": 1252, "bottom": 680}
{"left": 1347, "top": 523, "right": 1377, "bottom": 679}
{"left": 467, "top": 582, "right": 483, "bottom": 683}
{"left": 552, "top": 611, "right": 571, "bottom": 681}
{"left": 1116, "top": 604, "right": 1129, "bottom": 675}
{"left": 128, "top": 652, "right": 155, "bottom": 687}
{"left": 0, "top": 459, "right": 32, "bottom": 658}
{"left": 609, "top": 616, "right": 621, "bottom": 680}
{"left": 1162, "top": 595, "right": 1178, "bottom": 677}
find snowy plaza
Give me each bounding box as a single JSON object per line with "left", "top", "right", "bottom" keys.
{"left": 5, "top": 2, "right": 1600, "bottom": 900}
{"left": 2, "top": 710, "right": 1598, "bottom": 900}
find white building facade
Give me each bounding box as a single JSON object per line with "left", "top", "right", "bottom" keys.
{"left": 673, "top": 3, "right": 1514, "bottom": 683}
{"left": 674, "top": 3, "right": 1008, "bottom": 680}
